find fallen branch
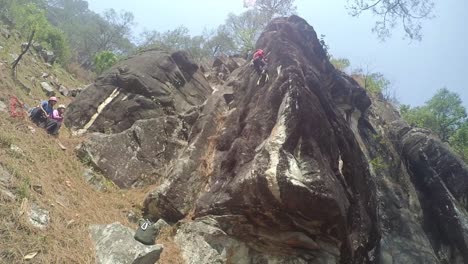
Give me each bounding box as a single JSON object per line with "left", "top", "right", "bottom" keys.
{"left": 11, "top": 29, "right": 35, "bottom": 79}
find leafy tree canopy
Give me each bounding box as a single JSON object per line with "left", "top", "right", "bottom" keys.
{"left": 401, "top": 88, "right": 467, "bottom": 160}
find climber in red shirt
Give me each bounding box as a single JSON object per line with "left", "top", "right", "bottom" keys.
{"left": 252, "top": 49, "right": 267, "bottom": 75}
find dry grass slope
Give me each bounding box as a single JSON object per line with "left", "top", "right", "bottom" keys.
{"left": 0, "top": 27, "right": 158, "bottom": 264}
{"left": 0, "top": 114, "right": 156, "bottom": 263}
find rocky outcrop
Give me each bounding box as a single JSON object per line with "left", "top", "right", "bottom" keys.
{"left": 66, "top": 50, "right": 212, "bottom": 187}
{"left": 68, "top": 15, "right": 468, "bottom": 264}
{"left": 209, "top": 55, "right": 246, "bottom": 83}
{"left": 65, "top": 50, "right": 212, "bottom": 134}
{"left": 145, "top": 15, "right": 377, "bottom": 262}
{"left": 388, "top": 120, "right": 468, "bottom": 262}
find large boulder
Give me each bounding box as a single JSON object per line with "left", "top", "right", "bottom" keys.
{"left": 89, "top": 223, "right": 163, "bottom": 264}
{"left": 144, "top": 15, "right": 376, "bottom": 262}
{"left": 143, "top": 15, "right": 468, "bottom": 263}
{"left": 65, "top": 50, "right": 212, "bottom": 188}
{"left": 65, "top": 50, "right": 212, "bottom": 134}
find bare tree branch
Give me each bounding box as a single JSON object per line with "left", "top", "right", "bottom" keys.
{"left": 347, "top": 0, "right": 434, "bottom": 40}
{"left": 11, "top": 29, "right": 35, "bottom": 79}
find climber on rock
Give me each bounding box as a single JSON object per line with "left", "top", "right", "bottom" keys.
{"left": 252, "top": 49, "right": 267, "bottom": 75}
{"left": 29, "top": 96, "right": 57, "bottom": 128}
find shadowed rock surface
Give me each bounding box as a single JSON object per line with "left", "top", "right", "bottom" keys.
{"left": 65, "top": 50, "right": 212, "bottom": 134}
{"left": 68, "top": 15, "right": 468, "bottom": 263}
{"left": 65, "top": 50, "right": 211, "bottom": 187}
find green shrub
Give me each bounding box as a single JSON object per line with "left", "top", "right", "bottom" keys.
{"left": 41, "top": 27, "right": 70, "bottom": 64}
{"left": 10, "top": 2, "right": 70, "bottom": 64}
{"left": 93, "top": 51, "right": 118, "bottom": 74}
{"left": 331, "top": 57, "right": 350, "bottom": 72}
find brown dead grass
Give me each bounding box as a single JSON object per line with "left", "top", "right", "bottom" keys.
{"left": 0, "top": 35, "right": 153, "bottom": 263}
{"left": 157, "top": 225, "right": 185, "bottom": 264}
{"left": 0, "top": 115, "right": 157, "bottom": 263}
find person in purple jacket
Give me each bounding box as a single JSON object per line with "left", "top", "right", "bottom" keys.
{"left": 46, "top": 104, "right": 66, "bottom": 135}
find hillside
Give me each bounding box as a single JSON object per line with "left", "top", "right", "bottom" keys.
{"left": 0, "top": 25, "right": 151, "bottom": 263}
{"left": 1, "top": 14, "right": 468, "bottom": 264}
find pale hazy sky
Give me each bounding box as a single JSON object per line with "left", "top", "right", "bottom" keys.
{"left": 87, "top": 0, "right": 468, "bottom": 108}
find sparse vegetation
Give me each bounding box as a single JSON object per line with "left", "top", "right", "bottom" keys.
{"left": 370, "top": 156, "right": 387, "bottom": 173}
{"left": 0, "top": 115, "right": 156, "bottom": 263}
{"left": 331, "top": 57, "right": 350, "bottom": 72}
{"left": 0, "top": 133, "right": 13, "bottom": 148}
{"left": 0, "top": 22, "right": 155, "bottom": 264}
{"left": 17, "top": 176, "right": 31, "bottom": 199}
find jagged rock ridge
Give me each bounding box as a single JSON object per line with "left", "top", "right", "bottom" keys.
{"left": 67, "top": 16, "right": 468, "bottom": 263}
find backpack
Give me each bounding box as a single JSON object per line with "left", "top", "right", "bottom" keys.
{"left": 134, "top": 219, "right": 158, "bottom": 245}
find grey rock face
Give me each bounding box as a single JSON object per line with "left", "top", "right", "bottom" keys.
{"left": 82, "top": 168, "right": 107, "bottom": 191}
{"left": 174, "top": 217, "right": 324, "bottom": 264}
{"left": 40, "top": 50, "right": 55, "bottom": 64}
{"left": 356, "top": 100, "right": 441, "bottom": 263}
{"left": 209, "top": 55, "right": 246, "bottom": 83}
{"left": 145, "top": 16, "right": 375, "bottom": 262}
{"left": 76, "top": 116, "right": 189, "bottom": 188}
{"left": 387, "top": 120, "right": 468, "bottom": 262}
{"left": 66, "top": 51, "right": 211, "bottom": 188}
{"left": 40, "top": 82, "right": 55, "bottom": 96}
{"left": 89, "top": 222, "right": 163, "bottom": 264}
{"left": 144, "top": 16, "right": 468, "bottom": 263}
{"left": 64, "top": 15, "right": 468, "bottom": 263}
{"left": 69, "top": 87, "right": 83, "bottom": 97}
{"left": 28, "top": 203, "right": 49, "bottom": 230}
{"left": 65, "top": 50, "right": 212, "bottom": 134}
{"left": 58, "top": 85, "right": 69, "bottom": 96}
